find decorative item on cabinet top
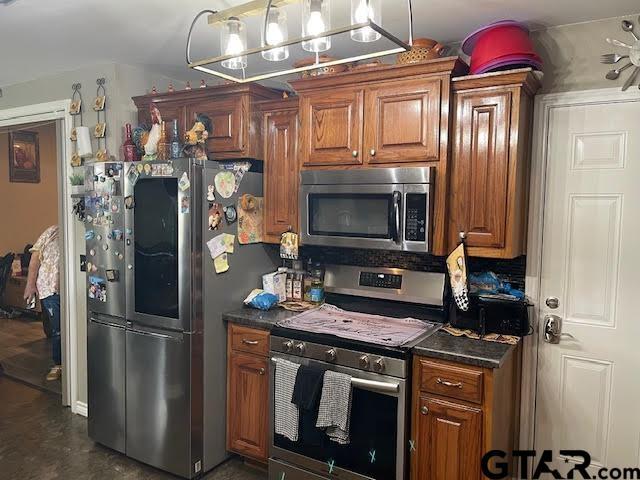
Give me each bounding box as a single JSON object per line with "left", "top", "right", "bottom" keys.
{"left": 185, "top": 0, "right": 415, "bottom": 83}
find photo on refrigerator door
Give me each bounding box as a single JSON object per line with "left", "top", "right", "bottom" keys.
{"left": 89, "top": 276, "right": 107, "bottom": 302}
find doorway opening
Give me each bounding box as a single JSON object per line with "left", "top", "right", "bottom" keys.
{"left": 0, "top": 120, "right": 62, "bottom": 395}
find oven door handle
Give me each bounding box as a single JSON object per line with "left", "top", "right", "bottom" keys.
{"left": 352, "top": 377, "right": 400, "bottom": 394}
{"left": 392, "top": 191, "right": 401, "bottom": 244}
{"left": 270, "top": 357, "right": 399, "bottom": 394}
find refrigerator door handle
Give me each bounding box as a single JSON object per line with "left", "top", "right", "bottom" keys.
{"left": 129, "top": 328, "right": 182, "bottom": 342}
{"left": 89, "top": 317, "right": 125, "bottom": 330}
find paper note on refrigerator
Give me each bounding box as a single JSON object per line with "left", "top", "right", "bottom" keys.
{"left": 206, "top": 234, "right": 227, "bottom": 259}
{"left": 223, "top": 233, "right": 235, "bottom": 254}
{"left": 214, "top": 253, "right": 229, "bottom": 274}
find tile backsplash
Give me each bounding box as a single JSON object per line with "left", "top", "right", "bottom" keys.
{"left": 298, "top": 246, "right": 527, "bottom": 291}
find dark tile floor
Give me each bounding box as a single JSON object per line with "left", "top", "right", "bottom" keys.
{"left": 0, "top": 316, "right": 61, "bottom": 395}
{"left": 0, "top": 376, "right": 267, "bottom": 479}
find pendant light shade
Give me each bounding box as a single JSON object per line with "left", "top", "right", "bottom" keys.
{"left": 351, "top": 0, "right": 381, "bottom": 42}
{"left": 302, "top": 0, "right": 331, "bottom": 53}
{"left": 220, "top": 17, "right": 248, "bottom": 70}
{"left": 261, "top": 6, "right": 289, "bottom": 61}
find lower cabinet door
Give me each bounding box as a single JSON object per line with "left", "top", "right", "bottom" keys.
{"left": 227, "top": 351, "right": 269, "bottom": 461}
{"left": 126, "top": 328, "right": 192, "bottom": 478}
{"left": 413, "top": 395, "right": 482, "bottom": 480}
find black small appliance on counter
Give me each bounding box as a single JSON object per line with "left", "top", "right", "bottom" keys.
{"left": 449, "top": 293, "right": 532, "bottom": 337}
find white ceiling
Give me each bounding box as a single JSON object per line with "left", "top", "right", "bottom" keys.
{"left": 0, "top": 0, "right": 639, "bottom": 87}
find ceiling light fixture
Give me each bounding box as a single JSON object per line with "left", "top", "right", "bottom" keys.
{"left": 186, "top": 0, "right": 413, "bottom": 84}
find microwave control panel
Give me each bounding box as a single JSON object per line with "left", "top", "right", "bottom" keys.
{"left": 405, "top": 193, "right": 427, "bottom": 242}
{"left": 359, "top": 271, "right": 403, "bottom": 290}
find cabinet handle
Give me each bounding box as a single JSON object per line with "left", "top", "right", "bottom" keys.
{"left": 259, "top": 368, "right": 266, "bottom": 376}
{"left": 242, "top": 339, "right": 259, "bottom": 346}
{"left": 459, "top": 231, "right": 467, "bottom": 241}
{"left": 436, "top": 378, "right": 463, "bottom": 389}
{"left": 420, "top": 405, "right": 429, "bottom": 415}
{"left": 352, "top": 150, "right": 359, "bottom": 158}
{"left": 370, "top": 149, "right": 376, "bottom": 156}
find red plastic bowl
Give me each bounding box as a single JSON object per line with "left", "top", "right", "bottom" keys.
{"left": 462, "top": 20, "right": 542, "bottom": 75}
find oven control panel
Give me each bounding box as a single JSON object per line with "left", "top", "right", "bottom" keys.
{"left": 359, "top": 271, "right": 402, "bottom": 289}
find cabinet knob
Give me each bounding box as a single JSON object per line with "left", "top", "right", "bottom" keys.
{"left": 352, "top": 150, "right": 359, "bottom": 158}
{"left": 370, "top": 149, "right": 376, "bottom": 156}
{"left": 459, "top": 231, "right": 467, "bottom": 241}
{"left": 259, "top": 368, "right": 266, "bottom": 376}
{"left": 420, "top": 405, "right": 429, "bottom": 416}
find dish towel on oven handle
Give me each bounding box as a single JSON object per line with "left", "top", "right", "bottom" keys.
{"left": 274, "top": 358, "right": 301, "bottom": 442}
{"left": 316, "top": 370, "right": 353, "bottom": 445}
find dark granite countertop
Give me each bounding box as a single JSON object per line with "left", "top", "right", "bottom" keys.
{"left": 222, "top": 306, "right": 300, "bottom": 331}
{"left": 412, "top": 330, "right": 516, "bottom": 369}
{"left": 223, "top": 307, "right": 516, "bottom": 369}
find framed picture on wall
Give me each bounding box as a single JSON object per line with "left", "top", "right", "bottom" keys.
{"left": 9, "top": 131, "right": 40, "bottom": 183}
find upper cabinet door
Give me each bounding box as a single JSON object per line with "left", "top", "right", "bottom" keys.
{"left": 139, "top": 102, "right": 187, "bottom": 139}
{"left": 264, "top": 110, "right": 299, "bottom": 243}
{"left": 453, "top": 90, "right": 511, "bottom": 249}
{"left": 364, "top": 78, "right": 441, "bottom": 164}
{"left": 185, "top": 96, "right": 245, "bottom": 156}
{"left": 299, "top": 88, "right": 364, "bottom": 167}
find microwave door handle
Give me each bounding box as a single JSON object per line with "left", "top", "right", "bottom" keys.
{"left": 392, "top": 191, "right": 401, "bottom": 244}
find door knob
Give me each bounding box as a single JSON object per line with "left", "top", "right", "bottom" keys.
{"left": 352, "top": 150, "right": 359, "bottom": 158}
{"left": 545, "top": 297, "right": 559, "bottom": 309}
{"left": 543, "top": 314, "right": 575, "bottom": 344}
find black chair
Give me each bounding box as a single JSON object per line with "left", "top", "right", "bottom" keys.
{"left": 0, "top": 253, "right": 15, "bottom": 318}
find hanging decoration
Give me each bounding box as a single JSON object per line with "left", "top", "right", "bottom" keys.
{"left": 185, "top": 0, "right": 414, "bottom": 84}
{"left": 601, "top": 17, "right": 640, "bottom": 91}
{"left": 70, "top": 83, "right": 89, "bottom": 166}
{"left": 94, "top": 78, "right": 109, "bottom": 161}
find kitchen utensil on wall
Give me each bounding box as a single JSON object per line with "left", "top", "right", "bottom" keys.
{"left": 622, "top": 20, "right": 639, "bottom": 41}
{"left": 605, "top": 62, "right": 633, "bottom": 80}
{"left": 396, "top": 38, "right": 445, "bottom": 64}
{"left": 462, "top": 20, "right": 543, "bottom": 75}
{"left": 602, "top": 19, "right": 640, "bottom": 90}
{"left": 600, "top": 53, "right": 628, "bottom": 64}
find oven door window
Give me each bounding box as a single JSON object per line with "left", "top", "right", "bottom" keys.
{"left": 133, "top": 178, "right": 179, "bottom": 319}
{"left": 308, "top": 194, "right": 393, "bottom": 239}
{"left": 274, "top": 386, "right": 398, "bottom": 479}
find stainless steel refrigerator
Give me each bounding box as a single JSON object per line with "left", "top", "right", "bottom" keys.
{"left": 85, "top": 158, "right": 279, "bottom": 478}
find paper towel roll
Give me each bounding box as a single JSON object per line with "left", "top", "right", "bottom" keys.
{"left": 76, "top": 126, "right": 93, "bottom": 158}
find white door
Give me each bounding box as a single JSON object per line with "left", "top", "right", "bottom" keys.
{"left": 534, "top": 95, "right": 640, "bottom": 476}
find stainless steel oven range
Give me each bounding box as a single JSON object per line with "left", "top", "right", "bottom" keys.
{"left": 268, "top": 265, "right": 446, "bottom": 480}
{"left": 299, "top": 167, "right": 435, "bottom": 252}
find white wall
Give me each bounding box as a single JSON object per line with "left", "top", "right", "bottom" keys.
{"left": 0, "top": 63, "right": 183, "bottom": 407}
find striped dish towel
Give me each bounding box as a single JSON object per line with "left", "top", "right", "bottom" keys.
{"left": 274, "top": 358, "right": 301, "bottom": 442}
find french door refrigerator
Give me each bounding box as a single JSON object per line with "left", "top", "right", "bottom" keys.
{"left": 86, "top": 158, "right": 279, "bottom": 478}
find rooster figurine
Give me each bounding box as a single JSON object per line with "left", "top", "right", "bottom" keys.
{"left": 132, "top": 104, "right": 163, "bottom": 161}
{"left": 182, "top": 114, "right": 211, "bottom": 161}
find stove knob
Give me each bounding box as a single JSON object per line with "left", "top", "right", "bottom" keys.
{"left": 373, "top": 358, "right": 386, "bottom": 372}
{"left": 325, "top": 349, "right": 337, "bottom": 362}
{"left": 359, "top": 355, "right": 370, "bottom": 369}
{"left": 283, "top": 340, "right": 294, "bottom": 353}
{"left": 295, "top": 342, "right": 306, "bottom": 354}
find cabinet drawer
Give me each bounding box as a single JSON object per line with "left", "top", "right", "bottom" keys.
{"left": 418, "top": 359, "right": 483, "bottom": 404}
{"left": 230, "top": 324, "right": 270, "bottom": 357}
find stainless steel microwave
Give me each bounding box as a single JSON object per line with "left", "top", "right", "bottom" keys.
{"left": 299, "top": 167, "right": 435, "bottom": 252}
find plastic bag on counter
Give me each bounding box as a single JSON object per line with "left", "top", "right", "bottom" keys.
{"left": 469, "top": 272, "right": 525, "bottom": 300}
{"left": 243, "top": 289, "right": 279, "bottom": 311}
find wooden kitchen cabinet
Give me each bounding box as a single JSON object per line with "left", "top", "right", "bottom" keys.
{"left": 448, "top": 69, "right": 541, "bottom": 258}
{"left": 411, "top": 353, "right": 521, "bottom": 480}
{"left": 363, "top": 78, "right": 442, "bottom": 164}
{"left": 227, "top": 324, "right": 270, "bottom": 462}
{"left": 133, "top": 83, "right": 281, "bottom": 160}
{"left": 299, "top": 87, "right": 364, "bottom": 167}
{"left": 261, "top": 99, "right": 300, "bottom": 244}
